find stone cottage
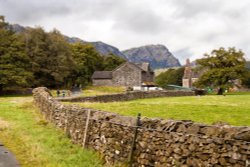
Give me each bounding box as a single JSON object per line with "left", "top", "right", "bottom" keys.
{"left": 92, "top": 62, "right": 155, "bottom": 87}
{"left": 182, "top": 59, "right": 200, "bottom": 88}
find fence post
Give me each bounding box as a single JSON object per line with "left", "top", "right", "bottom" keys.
{"left": 128, "top": 113, "right": 141, "bottom": 167}
{"left": 83, "top": 109, "right": 91, "bottom": 148}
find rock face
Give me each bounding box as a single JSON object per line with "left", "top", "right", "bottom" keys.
{"left": 64, "top": 36, "right": 86, "bottom": 44}
{"left": 90, "top": 41, "right": 127, "bottom": 58}
{"left": 8, "top": 24, "right": 26, "bottom": 33}
{"left": 122, "top": 44, "right": 181, "bottom": 69}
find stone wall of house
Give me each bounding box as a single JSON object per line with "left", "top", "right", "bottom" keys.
{"left": 112, "top": 63, "right": 142, "bottom": 86}
{"left": 33, "top": 87, "right": 250, "bottom": 167}
{"left": 92, "top": 79, "right": 113, "bottom": 86}
{"left": 59, "top": 90, "right": 195, "bottom": 103}
{"left": 182, "top": 78, "right": 191, "bottom": 88}
{"left": 141, "top": 71, "right": 154, "bottom": 83}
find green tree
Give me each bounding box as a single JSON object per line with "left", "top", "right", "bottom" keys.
{"left": 194, "top": 47, "right": 246, "bottom": 95}
{"left": 155, "top": 67, "right": 184, "bottom": 88}
{"left": 70, "top": 43, "right": 103, "bottom": 86}
{"left": 0, "top": 16, "right": 33, "bottom": 92}
{"left": 22, "top": 27, "right": 73, "bottom": 88}
{"left": 102, "top": 53, "right": 125, "bottom": 71}
{"left": 242, "top": 61, "right": 250, "bottom": 88}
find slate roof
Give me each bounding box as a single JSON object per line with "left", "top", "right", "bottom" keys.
{"left": 92, "top": 71, "right": 112, "bottom": 79}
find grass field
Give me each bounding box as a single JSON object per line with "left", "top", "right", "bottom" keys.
{"left": 0, "top": 89, "right": 249, "bottom": 166}
{"left": 0, "top": 96, "right": 104, "bottom": 167}
{"left": 51, "top": 86, "right": 126, "bottom": 97}
{"left": 70, "top": 92, "right": 250, "bottom": 126}
{"left": 81, "top": 86, "right": 126, "bottom": 97}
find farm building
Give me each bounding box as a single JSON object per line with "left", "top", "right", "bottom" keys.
{"left": 92, "top": 62, "right": 155, "bottom": 87}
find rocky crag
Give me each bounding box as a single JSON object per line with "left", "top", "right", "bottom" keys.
{"left": 122, "top": 44, "right": 181, "bottom": 69}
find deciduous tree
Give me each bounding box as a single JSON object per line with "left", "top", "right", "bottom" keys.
{"left": 0, "top": 16, "right": 32, "bottom": 92}
{"left": 155, "top": 67, "right": 184, "bottom": 88}
{"left": 194, "top": 47, "right": 246, "bottom": 95}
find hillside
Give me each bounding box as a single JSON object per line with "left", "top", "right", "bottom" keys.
{"left": 122, "top": 44, "right": 181, "bottom": 69}
{"left": 90, "top": 41, "right": 127, "bottom": 58}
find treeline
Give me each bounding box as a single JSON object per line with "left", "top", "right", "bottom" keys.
{"left": 156, "top": 61, "right": 250, "bottom": 90}
{"left": 0, "top": 16, "right": 125, "bottom": 92}
{"left": 155, "top": 67, "right": 184, "bottom": 88}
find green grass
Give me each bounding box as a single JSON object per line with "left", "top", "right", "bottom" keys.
{"left": 50, "top": 86, "right": 126, "bottom": 97}
{"left": 0, "top": 96, "right": 104, "bottom": 167}
{"left": 81, "top": 86, "right": 126, "bottom": 97}
{"left": 70, "top": 93, "right": 250, "bottom": 126}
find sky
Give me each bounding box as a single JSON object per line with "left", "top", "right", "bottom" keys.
{"left": 1, "top": 0, "right": 250, "bottom": 64}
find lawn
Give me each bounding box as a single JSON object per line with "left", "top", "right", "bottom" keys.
{"left": 70, "top": 93, "right": 250, "bottom": 126}
{"left": 51, "top": 86, "right": 126, "bottom": 97}
{"left": 81, "top": 86, "right": 126, "bottom": 97}
{"left": 0, "top": 96, "right": 104, "bottom": 167}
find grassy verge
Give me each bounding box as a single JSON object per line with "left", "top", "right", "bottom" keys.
{"left": 0, "top": 96, "right": 104, "bottom": 167}
{"left": 69, "top": 93, "right": 250, "bottom": 126}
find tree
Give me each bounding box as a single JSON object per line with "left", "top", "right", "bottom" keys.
{"left": 22, "top": 27, "right": 73, "bottom": 88}
{"left": 69, "top": 43, "right": 103, "bottom": 86}
{"left": 242, "top": 61, "right": 250, "bottom": 88}
{"left": 0, "top": 16, "right": 33, "bottom": 92}
{"left": 102, "top": 53, "right": 125, "bottom": 71}
{"left": 194, "top": 47, "right": 246, "bottom": 95}
{"left": 155, "top": 67, "right": 184, "bottom": 88}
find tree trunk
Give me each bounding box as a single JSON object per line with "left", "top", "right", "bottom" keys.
{"left": 217, "top": 87, "right": 224, "bottom": 95}
{"left": 0, "top": 84, "right": 3, "bottom": 95}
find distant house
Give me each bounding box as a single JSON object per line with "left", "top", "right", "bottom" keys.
{"left": 182, "top": 59, "right": 243, "bottom": 90}
{"left": 92, "top": 62, "right": 155, "bottom": 87}
{"left": 182, "top": 59, "right": 200, "bottom": 88}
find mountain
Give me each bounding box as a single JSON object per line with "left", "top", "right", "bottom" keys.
{"left": 64, "top": 36, "right": 86, "bottom": 43}
{"left": 89, "top": 41, "right": 127, "bottom": 58}
{"left": 8, "top": 24, "right": 181, "bottom": 69}
{"left": 8, "top": 24, "right": 26, "bottom": 33}
{"left": 122, "top": 44, "right": 181, "bottom": 69}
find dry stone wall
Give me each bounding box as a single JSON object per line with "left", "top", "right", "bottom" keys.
{"left": 59, "top": 90, "right": 195, "bottom": 103}
{"left": 33, "top": 87, "right": 250, "bottom": 167}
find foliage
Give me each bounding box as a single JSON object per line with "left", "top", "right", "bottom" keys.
{"left": 68, "top": 92, "right": 250, "bottom": 126}
{"left": 69, "top": 43, "right": 103, "bottom": 86}
{"left": 0, "top": 16, "right": 126, "bottom": 92}
{"left": 194, "top": 47, "right": 246, "bottom": 94}
{"left": 102, "top": 53, "right": 126, "bottom": 71}
{"left": 155, "top": 67, "right": 184, "bottom": 88}
{"left": 22, "top": 27, "right": 74, "bottom": 88}
{"left": 0, "top": 17, "right": 33, "bottom": 91}
{"left": 242, "top": 61, "right": 250, "bottom": 88}
{"left": 0, "top": 96, "right": 104, "bottom": 166}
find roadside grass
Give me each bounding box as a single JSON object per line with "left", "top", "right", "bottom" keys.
{"left": 69, "top": 93, "right": 250, "bottom": 126}
{"left": 0, "top": 96, "right": 104, "bottom": 167}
